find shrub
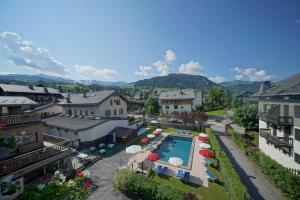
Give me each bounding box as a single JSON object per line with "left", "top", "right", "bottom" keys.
{"left": 182, "top": 192, "right": 199, "bottom": 200}
{"left": 147, "top": 167, "right": 154, "bottom": 178}
{"left": 114, "top": 169, "right": 184, "bottom": 200}
{"left": 206, "top": 128, "right": 248, "bottom": 200}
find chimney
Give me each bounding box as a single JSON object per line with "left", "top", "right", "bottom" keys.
{"left": 28, "top": 84, "right": 34, "bottom": 90}
{"left": 258, "top": 81, "right": 271, "bottom": 94}
{"left": 66, "top": 96, "right": 71, "bottom": 103}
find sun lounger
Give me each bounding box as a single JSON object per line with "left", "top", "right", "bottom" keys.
{"left": 181, "top": 129, "right": 184, "bottom": 134}
{"left": 160, "top": 166, "right": 168, "bottom": 175}
{"left": 187, "top": 130, "right": 191, "bottom": 135}
{"left": 206, "top": 170, "right": 217, "bottom": 181}
{"left": 175, "top": 129, "right": 179, "bottom": 134}
{"left": 183, "top": 171, "right": 190, "bottom": 180}
{"left": 154, "top": 165, "right": 162, "bottom": 173}
{"left": 177, "top": 169, "right": 184, "bottom": 178}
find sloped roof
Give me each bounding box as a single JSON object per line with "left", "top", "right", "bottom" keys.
{"left": 59, "top": 90, "right": 117, "bottom": 105}
{"left": 0, "top": 84, "right": 60, "bottom": 94}
{"left": 260, "top": 73, "right": 300, "bottom": 96}
{"left": 159, "top": 90, "right": 195, "bottom": 100}
{"left": 0, "top": 96, "right": 37, "bottom": 106}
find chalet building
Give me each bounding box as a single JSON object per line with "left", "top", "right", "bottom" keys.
{"left": 42, "top": 91, "right": 136, "bottom": 148}
{"left": 0, "top": 83, "right": 62, "bottom": 104}
{"left": 236, "top": 91, "right": 258, "bottom": 105}
{"left": 127, "top": 99, "right": 145, "bottom": 115}
{"left": 159, "top": 89, "right": 202, "bottom": 116}
{"left": 258, "top": 73, "right": 300, "bottom": 170}
{"left": 0, "top": 96, "right": 73, "bottom": 199}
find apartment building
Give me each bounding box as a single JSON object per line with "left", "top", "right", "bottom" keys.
{"left": 159, "top": 89, "right": 202, "bottom": 116}
{"left": 258, "top": 73, "right": 300, "bottom": 170}
{"left": 0, "top": 96, "right": 73, "bottom": 199}
{"left": 43, "top": 90, "right": 136, "bottom": 148}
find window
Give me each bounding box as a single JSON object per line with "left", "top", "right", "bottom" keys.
{"left": 105, "top": 110, "right": 111, "bottom": 117}
{"left": 91, "top": 111, "right": 94, "bottom": 115}
{"left": 110, "top": 100, "right": 113, "bottom": 106}
{"left": 114, "top": 109, "right": 117, "bottom": 116}
{"left": 295, "top": 106, "right": 300, "bottom": 118}
{"left": 80, "top": 110, "right": 82, "bottom": 115}
{"left": 69, "top": 110, "right": 72, "bottom": 115}
{"left": 119, "top": 108, "right": 123, "bottom": 115}
{"left": 181, "top": 106, "right": 184, "bottom": 109}
{"left": 85, "top": 110, "right": 88, "bottom": 116}
{"left": 284, "top": 105, "right": 289, "bottom": 116}
{"left": 295, "top": 153, "right": 300, "bottom": 164}
{"left": 263, "top": 104, "right": 267, "bottom": 113}
{"left": 272, "top": 127, "right": 277, "bottom": 136}
{"left": 165, "top": 105, "right": 169, "bottom": 109}
{"left": 115, "top": 100, "right": 121, "bottom": 105}
{"left": 174, "top": 105, "right": 178, "bottom": 109}
{"left": 295, "top": 128, "right": 300, "bottom": 141}
{"left": 74, "top": 110, "right": 77, "bottom": 115}
{"left": 1, "top": 106, "right": 8, "bottom": 115}
{"left": 65, "top": 110, "right": 68, "bottom": 115}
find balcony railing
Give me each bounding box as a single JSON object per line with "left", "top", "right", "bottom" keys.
{"left": 0, "top": 134, "right": 71, "bottom": 178}
{"left": 259, "top": 112, "right": 293, "bottom": 126}
{"left": 0, "top": 113, "right": 41, "bottom": 127}
{"left": 260, "top": 128, "right": 293, "bottom": 147}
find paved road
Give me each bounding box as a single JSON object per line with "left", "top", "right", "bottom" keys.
{"left": 208, "top": 120, "right": 282, "bottom": 200}
{"left": 87, "top": 150, "right": 130, "bottom": 200}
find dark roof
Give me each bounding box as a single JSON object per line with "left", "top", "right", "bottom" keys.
{"left": 0, "top": 84, "right": 60, "bottom": 94}
{"left": 59, "top": 90, "right": 117, "bottom": 105}
{"left": 42, "top": 115, "right": 107, "bottom": 131}
{"left": 159, "top": 89, "right": 195, "bottom": 100}
{"left": 0, "top": 96, "right": 37, "bottom": 106}
{"left": 108, "top": 127, "right": 133, "bottom": 138}
{"left": 259, "top": 73, "right": 300, "bottom": 96}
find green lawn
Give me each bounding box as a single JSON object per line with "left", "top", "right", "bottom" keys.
{"left": 150, "top": 158, "right": 227, "bottom": 200}
{"left": 205, "top": 109, "right": 227, "bottom": 117}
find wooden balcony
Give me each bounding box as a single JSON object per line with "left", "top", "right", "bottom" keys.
{"left": 0, "top": 113, "right": 41, "bottom": 127}
{"left": 260, "top": 128, "right": 293, "bottom": 148}
{"left": 0, "top": 134, "right": 72, "bottom": 178}
{"left": 259, "top": 112, "right": 293, "bottom": 126}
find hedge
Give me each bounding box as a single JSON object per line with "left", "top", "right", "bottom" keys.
{"left": 205, "top": 128, "right": 248, "bottom": 200}
{"left": 229, "top": 129, "right": 300, "bottom": 200}
{"left": 114, "top": 169, "right": 184, "bottom": 200}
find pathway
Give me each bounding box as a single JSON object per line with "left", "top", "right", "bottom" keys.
{"left": 207, "top": 120, "right": 282, "bottom": 200}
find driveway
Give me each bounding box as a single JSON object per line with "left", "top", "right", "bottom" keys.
{"left": 87, "top": 150, "right": 131, "bottom": 200}
{"left": 207, "top": 120, "right": 282, "bottom": 200}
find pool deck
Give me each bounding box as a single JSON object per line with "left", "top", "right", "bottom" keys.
{"left": 125, "top": 133, "right": 208, "bottom": 187}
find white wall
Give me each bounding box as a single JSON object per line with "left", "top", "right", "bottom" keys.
{"left": 61, "top": 94, "right": 127, "bottom": 118}
{"left": 36, "top": 105, "right": 62, "bottom": 115}
{"left": 259, "top": 120, "right": 300, "bottom": 170}
{"left": 161, "top": 104, "right": 192, "bottom": 115}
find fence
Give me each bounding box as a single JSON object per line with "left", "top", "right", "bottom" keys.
{"left": 147, "top": 121, "right": 204, "bottom": 132}
{"left": 287, "top": 168, "right": 300, "bottom": 177}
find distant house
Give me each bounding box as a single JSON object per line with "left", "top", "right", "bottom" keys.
{"left": 42, "top": 90, "right": 136, "bottom": 148}
{"left": 159, "top": 89, "right": 202, "bottom": 116}
{"left": 0, "top": 96, "right": 73, "bottom": 199}
{"left": 0, "top": 83, "right": 62, "bottom": 104}
{"left": 258, "top": 73, "right": 300, "bottom": 170}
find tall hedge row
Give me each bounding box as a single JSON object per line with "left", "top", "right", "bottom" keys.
{"left": 114, "top": 169, "right": 184, "bottom": 200}
{"left": 205, "top": 128, "right": 249, "bottom": 200}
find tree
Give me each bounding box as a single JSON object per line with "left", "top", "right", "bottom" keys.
{"left": 206, "top": 86, "right": 232, "bottom": 109}
{"left": 144, "top": 97, "right": 160, "bottom": 116}
{"left": 234, "top": 105, "right": 258, "bottom": 131}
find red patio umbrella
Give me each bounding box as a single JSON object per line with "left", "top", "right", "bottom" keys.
{"left": 141, "top": 138, "right": 150, "bottom": 144}
{"left": 148, "top": 153, "right": 160, "bottom": 161}
{"left": 198, "top": 136, "right": 209, "bottom": 142}
{"left": 153, "top": 130, "right": 161, "bottom": 135}
{"left": 199, "top": 149, "right": 214, "bottom": 158}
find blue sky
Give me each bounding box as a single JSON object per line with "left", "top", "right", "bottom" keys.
{"left": 0, "top": 0, "right": 299, "bottom": 83}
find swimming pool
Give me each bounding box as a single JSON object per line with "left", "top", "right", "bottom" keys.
{"left": 154, "top": 135, "right": 193, "bottom": 166}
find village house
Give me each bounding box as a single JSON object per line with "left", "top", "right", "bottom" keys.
{"left": 0, "top": 96, "right": 73, "bottom": 199}
{"left": 42, "top": 90, "right": 136, "bottom": 148}
{"left": 258, "top": 73, "right": 300, "bottom": 170}
{"left": 159, "top": 89, "right": 202, "bottom": 116}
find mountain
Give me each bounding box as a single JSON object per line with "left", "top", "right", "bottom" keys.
{"left": 132, "top": 73, "right": 218, "bottom": 92}
{"left": 0, "top": 73, "right": 73, "bottom": 84}
{"left": 79, "top": 80, "right": 128, "bottom": 87}
{"left": 220, "top": 80, "right": 261, "bottom": 93}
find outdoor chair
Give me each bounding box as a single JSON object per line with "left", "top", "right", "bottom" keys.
{"left": 177, "top": 169, "right": 184, "bottom": 178}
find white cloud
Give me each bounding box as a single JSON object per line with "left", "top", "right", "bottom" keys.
{"left": 178, "top": 60, "right": 203, "bottom": 75}
{"left": 164, "top": 50, "right": 177, "bottom": 63}
{"left": 0, "top": 31, "right": 68, "bottom": 76}
{"left": 153, "top": 61, "right": 172, "bottom": 76}
{"left": 231, "top": 66, "right": 275, "bottom": 81}
{"left": 74, "top": 64, "right": 117, "bottom": 79}
{"left": 209, "top": 75, "right": 227, "bottom": 83}
{"left": 134, "top": 66, "right": 153, "bottom": 77}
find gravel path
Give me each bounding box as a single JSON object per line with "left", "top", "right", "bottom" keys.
{"left": 208, "top": 120, "right": 283, "bottom": 200}
{"left": 87, "top": 150, "right": 130, "bottom": 200}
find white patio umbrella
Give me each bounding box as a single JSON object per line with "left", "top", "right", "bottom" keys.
{"left": 126, "top": 145, "right": 142, "bottom": 154}
{"left": 168, "top": 157, "right": 183, "bottom": 166}
{"left": 147, "top": 134, "right": 155, "bottom": 139}
{"left": 155, "top": 128, "right": 163, "bottom": 132}
{"left": 199, "top": 143, "right": 211, "bottom": 149}
{"left": 199, "top": 133, "right": 208, "bottom": 137}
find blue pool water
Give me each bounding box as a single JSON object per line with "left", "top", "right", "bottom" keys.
{"left": 154, "top": 136, "right": 192, "bottom": 166}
